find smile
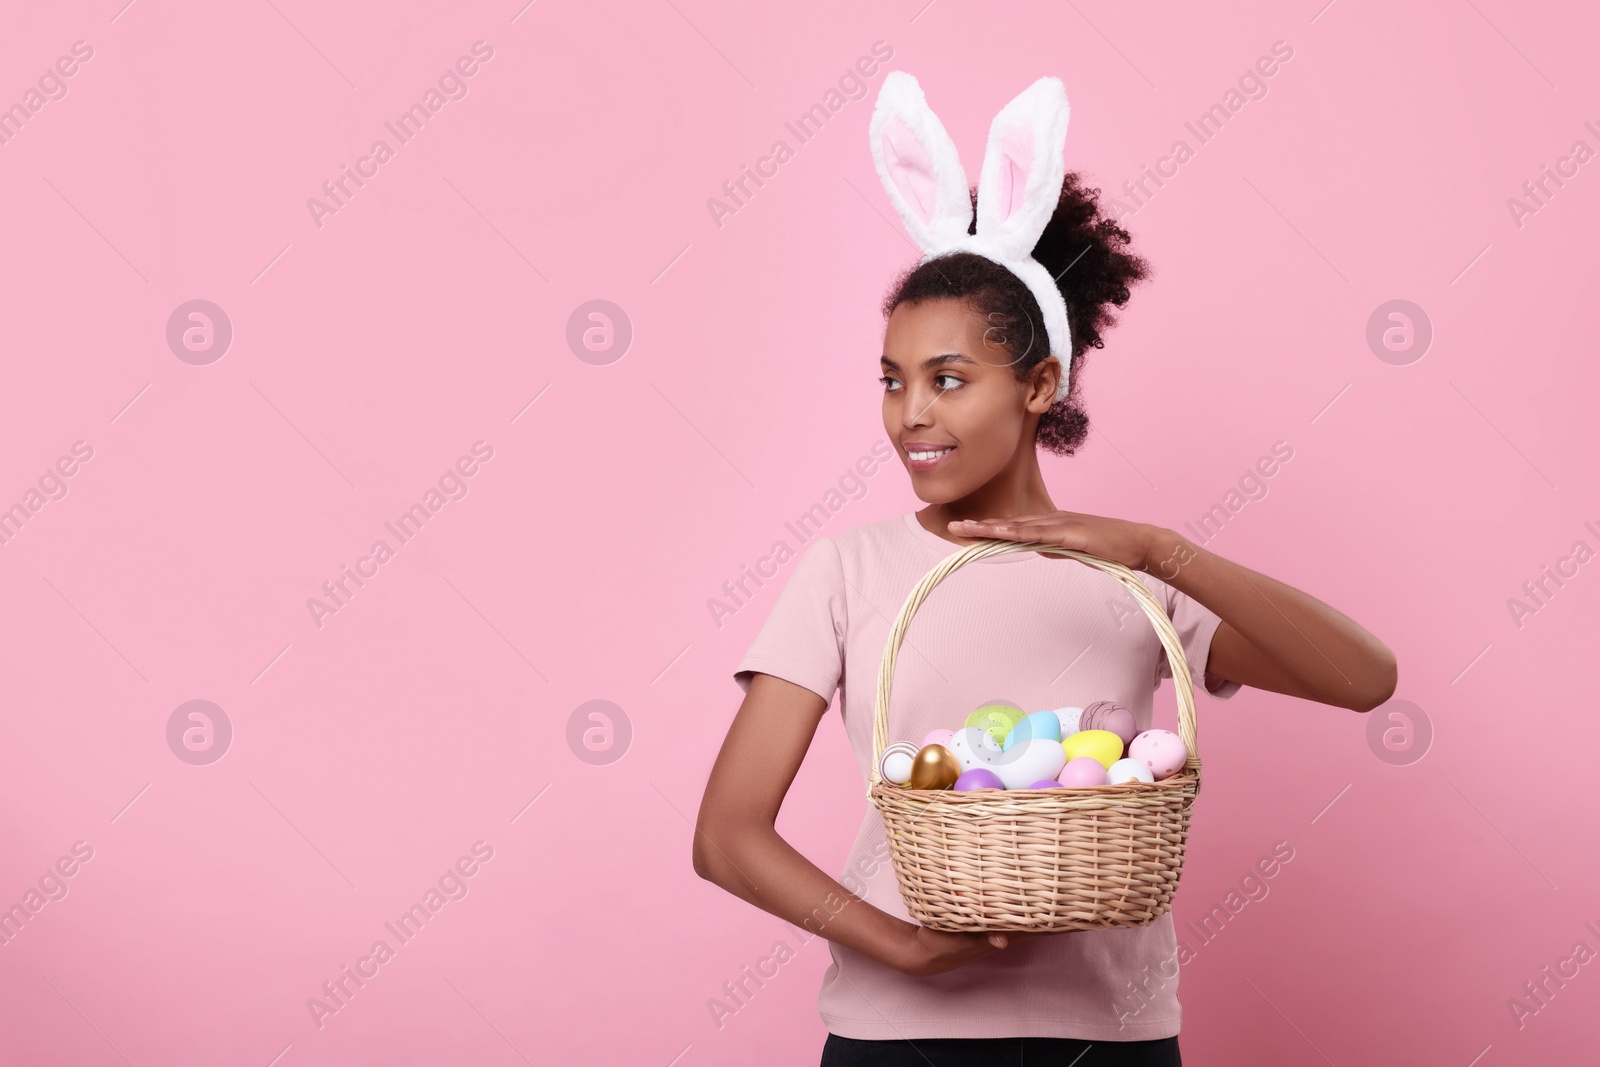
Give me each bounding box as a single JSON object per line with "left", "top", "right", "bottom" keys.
{"left": 905, "top": 446, "right": 955, "bottom": 470}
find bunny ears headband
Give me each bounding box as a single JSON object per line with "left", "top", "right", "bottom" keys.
{"left": 869, "top": 71, "right": 1074, "bottom": 403}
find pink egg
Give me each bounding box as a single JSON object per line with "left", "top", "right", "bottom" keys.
{"left": 1081, "top": 700, "right": 1137, "bottom": 745}
{"left": 922, "top": 728, "right": 956, "bottom": 750}
{"left": 953, "top": 767, "right": 1005, "bottom": 791}
{"left": 1129, "top": 729, "right": 1188, "bottom": 780}
{"left": 1057, "top": 756, "right": 1110, "bottom": 787}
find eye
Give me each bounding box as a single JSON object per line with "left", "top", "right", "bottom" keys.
{"left": 879, "top": 373, "right": 965, "bottom": 392}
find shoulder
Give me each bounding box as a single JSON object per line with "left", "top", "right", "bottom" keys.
{"left": 781, "top": 512, "right": 922, "bottom": 590}
{"left": 829, "top": 512, "right": 908, "bottom": 555}
{"left": 810, "top": 511, "right": 927, "bottom": 575}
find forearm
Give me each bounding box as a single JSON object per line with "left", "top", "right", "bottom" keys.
{"left": 696, "top": 818, "right": 913, "bottom": 971}
{"left": 1143, "top": 525, "right": 1397, "bottom": 709}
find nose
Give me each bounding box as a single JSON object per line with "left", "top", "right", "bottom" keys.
{"left": 898, "top": 384, "right": 938, "bottom": 428}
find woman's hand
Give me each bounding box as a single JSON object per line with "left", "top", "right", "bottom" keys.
{"left": 950, "top": 512, "right": 1164, "bottom": 572}
{"left": 892, "top": 925, "right": 1050, "bottom": 977}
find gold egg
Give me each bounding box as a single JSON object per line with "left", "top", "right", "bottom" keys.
{"left": 908, "top": 744, "right": 962, "bottom": 790}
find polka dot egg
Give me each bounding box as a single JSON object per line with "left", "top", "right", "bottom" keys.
{"left": 1128, "top": 729, "right": 1188, "bottom": 780}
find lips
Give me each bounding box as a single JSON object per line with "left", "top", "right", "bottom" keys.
{"left": 903, "top": 442, "right": 956, "bottom": 471}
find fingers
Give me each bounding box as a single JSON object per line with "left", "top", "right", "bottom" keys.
{"left": 951, "top": 513, "right": 1060, "bottom": 529}
{"left": 950, "top": 518, "right": 1045, "bottom": 536}
{"left": 954, "top": 520, "right": 1088, "bottom": 551}
{"left": 984, "top": 929, "right": 1049, "bottom": 948}
{"left": 957, "top": 514, "right": 1085, "bottom": 534}
{"left": 998, "top": 513, "right": 1067, "bottom": 525}
{"left": 948, "top": 520, "right": 1025, "bottom": 542}
{"left": 1023, "top": 525, "right": 1090, "bottom": 548}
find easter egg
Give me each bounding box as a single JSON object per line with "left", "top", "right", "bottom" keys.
{"left": 1081, "top": 700, "right": 1137, "bottom": 746}
{"left": 1029, "top": 779, "right": 1065, "bottom": 789}
{"left": 1002, "top": 709, "right": 1062, "bottom": 751}
{"left": 990, "top": 737, "right": 1068, "bottom": 789}
{"left": 953, "top": 767, "right": 1005, "bottom": 791}
{"left": 1061, "top": 729, "right": 1124, "bottom": 770}
{"left": 921, "top": 727, "right": 955, "bottom": 750}
{"left": 908, "top": 744, "right": 962, "bottom": 789}
{"left": 947, "top": 727, "right": 1002, "bottom": 772}
{"left": 1058, "top": 756, "right": 1110, "bottom": 787}
{"left": 1053, "top": 706, "right": 1085, "bottom": 736}
{"left": 1129, "top": 730, "right": 1188, "bottom": 780}
{"left": 965, "top": 703, "right": 1025, "bottom": 745}
{"left": 1107, "top": 757, "right": 1156, "bottom": 785}
{"left": 878, "top": 741, "right": 921, "bottom": 785}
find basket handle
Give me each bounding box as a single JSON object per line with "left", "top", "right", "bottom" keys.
{"left": 867, "top": 538, "right": 1200, "bottom": 798}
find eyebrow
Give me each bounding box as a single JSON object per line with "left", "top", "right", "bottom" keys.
{"left": 879, "top": 352, "right": 977, "bottom": 372}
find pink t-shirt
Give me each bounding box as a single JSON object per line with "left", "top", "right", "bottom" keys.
{"left": 732, "top": 510, "right": 1240, "bottom": 1042}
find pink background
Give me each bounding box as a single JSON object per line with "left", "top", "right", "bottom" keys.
{"left": 1, "top": 0, "right": 1596, "bottom": 1063}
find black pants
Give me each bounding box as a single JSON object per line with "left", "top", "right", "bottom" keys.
{"left": 820, "top": 1032, "right": 1181, "bottom": 1066}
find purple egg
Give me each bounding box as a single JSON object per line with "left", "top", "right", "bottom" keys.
{"left": 1058, "top": 756, "right": 1111, "bottom": 788}
{"left": 1081, "top": 700, "right": 1137, "bottom": 745}
{"left": 1028, "top": 778, "right": 1064, "bottom": 789}
{"left": 953, "top": 767, "right": 1005, "bottom": 791}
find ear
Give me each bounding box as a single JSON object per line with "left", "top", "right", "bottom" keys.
{"left": 869, "top": 71, "right": 973, "bottom": 254}
{"left": 1026, "top": 354, "right": 1065, "bottom": 413}
{"left": 973, "top": 76, "right": 1069, "bottom": 261}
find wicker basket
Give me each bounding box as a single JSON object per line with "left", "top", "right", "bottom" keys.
{"left": 867, "top": 537, "right": 1203, "bottom": 932}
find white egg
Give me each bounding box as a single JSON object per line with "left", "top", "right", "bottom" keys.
{"left": 990, "top": 737, "right": 1069, "bottom": 789}
{"left": 879, "top": 742, "right": 920, "bottom": 785}
{"left": 1107, "top": 757, "right": 1156, "bottom": 785}
{"left": 1054, "top": 706, "right": 1085, "bottom": 736}
{"left": 947, "top": 727, "right": 1002, "bottom": 771}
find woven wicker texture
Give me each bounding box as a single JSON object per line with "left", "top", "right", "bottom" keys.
{"left": 867, "top": 538, "right": 1203, "bottom": 932}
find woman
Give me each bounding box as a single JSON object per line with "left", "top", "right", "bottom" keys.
{"left": 694, "top": 74, "right": 1395, "bottom": 1066}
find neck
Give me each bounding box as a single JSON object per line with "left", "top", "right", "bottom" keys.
{"left": 916, "top": 444, "right": 1054, "bottom": 543}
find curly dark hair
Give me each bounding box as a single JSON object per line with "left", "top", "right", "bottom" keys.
{"left": 879, "top": 171, "right": 1152, "bottom": 456}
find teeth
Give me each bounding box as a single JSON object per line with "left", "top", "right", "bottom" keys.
{"left": 909, "top": 448, "right": 953, "bottom": 461}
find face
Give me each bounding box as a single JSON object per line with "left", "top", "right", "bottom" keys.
{"left": 880, "top": 298, "right": 1058, "bottom": 502}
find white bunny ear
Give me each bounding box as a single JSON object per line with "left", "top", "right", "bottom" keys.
{"left": 869, "top": 71, "right": 973, "bottom": 254}
{"left": 973, "top": 76, "right": 1069, "bottom": 261}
